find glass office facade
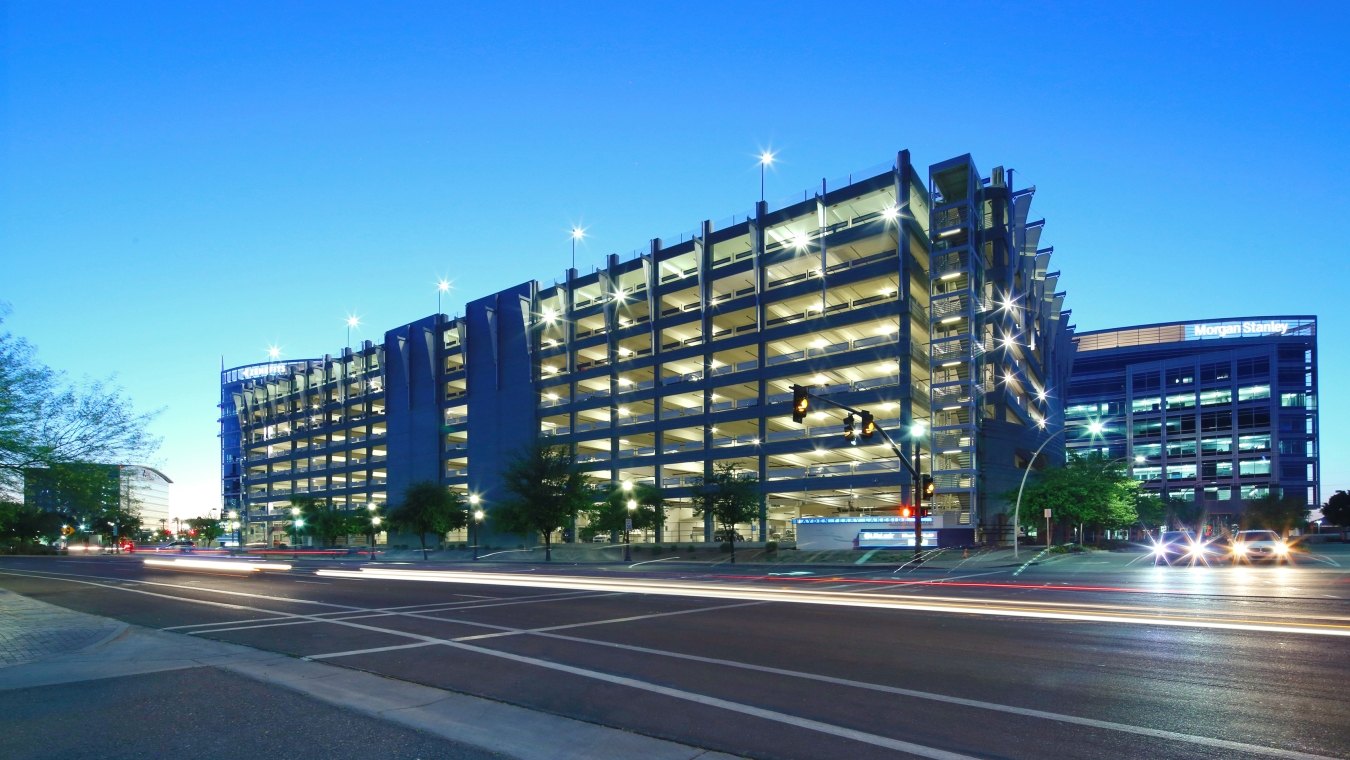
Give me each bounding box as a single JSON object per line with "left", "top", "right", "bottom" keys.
{"left": 222, "top": 151, "right": 1073, "bottom": 545}
{"left": 1067, "top": 317, "right": 1319, "bottom": 523}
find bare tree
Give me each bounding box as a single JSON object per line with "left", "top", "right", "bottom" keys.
{"left": 0, "top": 307, "right": 160, "bottom": 499}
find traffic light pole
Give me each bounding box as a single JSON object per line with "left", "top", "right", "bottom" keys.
{"left": 790, "top": 385, "right": 925, "bottom": 558}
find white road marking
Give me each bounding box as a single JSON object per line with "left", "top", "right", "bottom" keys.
{"left": 454, "top": 600, "right": 764, "bottom": 642}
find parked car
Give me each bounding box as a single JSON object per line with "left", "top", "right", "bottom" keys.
{"left": 713, "top": 530, "right": 745, "bottom": 542}
{"left": 1229, "top": 530, "right": 1291, "bottom": 563}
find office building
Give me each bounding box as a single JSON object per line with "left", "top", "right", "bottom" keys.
{"left": 1066, "top": 316, "right": 1319, "bottom": 526}
{"left": 24, "top": 463, "right": 172, "bottom": 535}
{"left": 221, "top": 151, "right": 1073, "bottom": 547}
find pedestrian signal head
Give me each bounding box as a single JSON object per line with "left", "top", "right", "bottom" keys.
{"left": 843, "top": 413, "right": 856, "bottom": 442}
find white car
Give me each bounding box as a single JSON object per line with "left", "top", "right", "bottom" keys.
{"left": 1229, "top": 530, "right": 1290, "bottom": 563}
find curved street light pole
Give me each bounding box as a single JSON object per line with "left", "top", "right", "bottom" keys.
{"left": 1013, "top": 421, "right": 1103, "bottom": 558}
{"left": 1012, "top": 430, "right": 1065, "bottom": 560}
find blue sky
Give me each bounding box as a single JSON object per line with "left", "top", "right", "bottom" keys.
{"left": 3, "top": 2, "right": 1347, "bottom": 517}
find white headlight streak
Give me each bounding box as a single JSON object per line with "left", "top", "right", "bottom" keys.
{"left": 144, "top": 558, "right": 292, "bottom": 573}
{"left": 313, "top": 568, "right": 1350, "bottom": 638}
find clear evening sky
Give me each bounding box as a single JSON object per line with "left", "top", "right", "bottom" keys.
{"left": 3, "top": 2, "right": 1346, "bottom": 518}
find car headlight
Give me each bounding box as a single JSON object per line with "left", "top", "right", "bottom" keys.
{"left": 1274, "top": 542, "right": 1289, "bottom": 555}
{"left": 1186, "top": 542, "right": 1208, "bottom": 558}
{"left": 1152, "top": 543, "right": 1168, "bottom": 556}
{"left": 1232, "top": 543, "right": 1248, "bottom": 556}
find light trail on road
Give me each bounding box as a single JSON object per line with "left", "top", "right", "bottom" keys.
{"left": 315, "top": 567, "right": 1350, "bottom": 637}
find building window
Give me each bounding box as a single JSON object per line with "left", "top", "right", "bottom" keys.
{"left": 1201, "top": 461, "right": 1234, "bottom": 479}
{"left": 1131, "top": 397, "right": 1161, "bottom": 413}
{"left": 1199, "top": 389, "right": 1231, "bottom": 407}
{"left": 1237, "top": 384, "right": 1270, "bottom": 402}
{"left": 1237, "top": 434, "right": 1271, "bottom": 453}
{"left": 1236, "top": 357, "right": 1269, "bottom": 379}
{"left": 1166, "top": 393, "right": 1195, "bottom": 411}
{"left": 1166, "top": 368, "right": 1194, "bottom": 387}
{"left": 1200, "top": 436, "right": 1233, "bottom": 455}
{"left": 1132, "top": 371, "right": 1160, "bottom": 391}
{"left": 1237, "top": 408, "right": 1270, "bottom": 430}
{"left": 1201, "top": 411, "right": 1230, "bottom": 432}
{"left": 1199, "top": 362, "right": 1231, "bottom": 384}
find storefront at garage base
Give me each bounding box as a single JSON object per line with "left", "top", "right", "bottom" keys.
{"left": 793, "top": 516, "right": 975, "bottom": 550}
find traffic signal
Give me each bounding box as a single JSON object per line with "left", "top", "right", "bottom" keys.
{"left": 901, "top": 506, "right": 912, "bottom": 518}
{"left": 792, "top": 385, "right": 810, "bottom": 423}
{"left": 921, "top": 474, "right": 935, "bottom": 499}
{"left": 843, "top": 413, "right": 856, "bottom": 442}
{"left": 919, "top": 506, "right": 932, "bottom": 517}
{"left": 860, "top": 411, "right": 877, "bottom": 440}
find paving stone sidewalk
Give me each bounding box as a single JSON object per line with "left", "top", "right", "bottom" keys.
{"left": 0, "top": 589, "right": 125, "bottom": 667}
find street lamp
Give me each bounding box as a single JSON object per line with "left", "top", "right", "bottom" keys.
{"left": 1012, "top": 419, "right": 1105, "bottom": 558}
{"left": 227, "top": 510, "right": 239, "bottom": 549}
{"left": 369, "top": 515, "right": 381, "bottom": 560}
{"left": 759, "top": 150, "right": 775, "bottom": 203}
{"left": 470, "top": 494, "right": 483, "bottom": 561}
{"left": 910, "top": 420, "right": 927, "bottom": 559}
{"left": 625, "top": 498, "right": 637, "bottom": 562}
{"left": 570, "top": 226, "right": 585, "bottom": 271}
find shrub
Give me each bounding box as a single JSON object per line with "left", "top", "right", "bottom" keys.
{"left": 765, "top": 541, "right": 778, "bottom": 553}
{"left": 719, "top": 541, "right": 733, "bottom": 553}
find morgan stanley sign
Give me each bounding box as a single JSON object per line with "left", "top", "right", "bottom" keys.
{"left": 1187, "top": 321, "right": 1291, "bottom": 340}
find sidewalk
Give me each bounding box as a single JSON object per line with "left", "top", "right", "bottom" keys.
{"left": 0, "top": 589, "right": 737, "bottom": 760}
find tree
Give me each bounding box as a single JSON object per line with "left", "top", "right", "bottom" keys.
{"left": 186, "top": 516, "right": 223, "bottom": 546}
{"left": 692, "top": 462, "right": 760, "bottom": 564}
{"left": 388, "top": 481, "right": 465, "bottom": 559}
{"left": 1243, "top": 489, "right": 1309, "bottom": 533}
{"left": 1321, "top": 491, "right": 1350, "bottom": 539}
{"left": 291, "top": 497, "right": 358, "bottom": 547}
{"left": 585, "top": 481, "right": 665, "bottom": 540}
{"left": 496, "top": 444, "right": 591, "bottom": 562}
{"left": 0, "top": 500, "right": 64, "bottom": 547}
{"left": 1009, "top": 453, "right": 1138, "bottom": 545}
{"left": 0, "top": 307, "right": 160, "bottom": 500}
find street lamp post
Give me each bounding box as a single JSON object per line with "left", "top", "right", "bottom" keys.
{"left": 625, "top": 498, "right": 636, "bottom": 563}
{"left": 470, "top": 494, "right": 482, "bottom": 561}
{"left": 1012, "top": 420, "right": 1104, "bottom": 558}
{"left": 369, "top": 515, "right": 381, "bottom": 560}
{"left": 911, "top": 421, "right": 927, "bottom": 559}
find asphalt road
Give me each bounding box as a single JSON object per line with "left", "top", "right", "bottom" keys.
{"left": 1, "top": 551, "right": 1347, "bottom": 760}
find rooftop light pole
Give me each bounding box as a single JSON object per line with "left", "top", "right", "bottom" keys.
{"left": 345, "top": 314, "right": 360, "bottom": 350}
{"left": 759, "top": 150, "right": 775, "bottom": 203}
{"left": 570, "top": 227, "right": 585, "bottom": 271}
{"left": 436, "top": 279, "right": 451, "bottom": 316}
{"left": 1012, "top": 419, "right": 1105, "bottom": 558}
